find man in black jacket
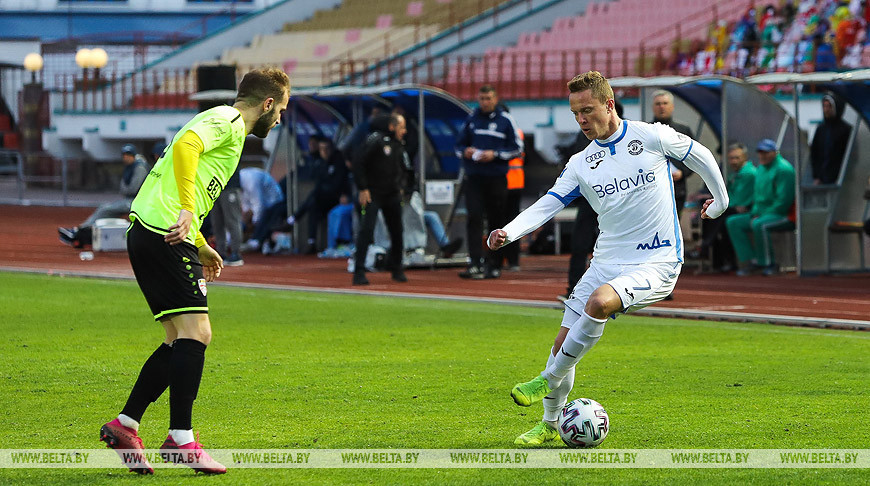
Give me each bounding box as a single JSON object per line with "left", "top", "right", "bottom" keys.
{"left": 289, "top": 138, "right": 351, "bottom": 254}
{"left": 651, "top": 90, "right": 694, "bottom": 214}
{"left": 811, "top": 92, "right": 851, "bottom": 185}
{"left": 352, "top": 113, "right": 413, "bottom": 285}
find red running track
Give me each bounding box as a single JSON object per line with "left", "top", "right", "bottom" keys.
{"left": 3, "top": 206, "right": 869, "bottom": 325}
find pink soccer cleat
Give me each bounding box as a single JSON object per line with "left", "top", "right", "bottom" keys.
{"left": 159, "top": 433, "right": 226, "bottom": 475}
{"left": 99, "top": 418, "right": 154, "bottom": 474}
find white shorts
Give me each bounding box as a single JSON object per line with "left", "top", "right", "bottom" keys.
{"left": 561, "top": 261, "right": 681, "bottom": 328}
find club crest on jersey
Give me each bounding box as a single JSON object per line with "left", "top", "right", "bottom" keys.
{"left": 627, "top": 139, "right": 644, "bottom": 155}
{"left": 383, "top": 145, "right": 392, "bottom": 156}
{"left": 197, "top": 278, "right": 207, "bottom": 296}
{"left": 489, "top": 122, "right": 497, "bottom": 131}
{"left": 586, "top": 150, "right": 606, "bottom": 169}
{"left": 636, "top": 232, "right": 671, "bottom": 250}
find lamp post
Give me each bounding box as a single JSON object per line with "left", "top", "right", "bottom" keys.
{"left": 23, "top": 52, "right": 43, "bottom": 83}
{"left": 90, "top": 47, "right": 108, "bottom": 84}
{"left": 21, "top": 53, "right": 47, "bottom": 171}
{"left": 75, "top": 48, "right": 93, "bottom": 101}
{"left": 75, "top": 48, "right": 93, "bottom": 73}
{"left": 75, "top": 47, "right": 108, "bottom": 110}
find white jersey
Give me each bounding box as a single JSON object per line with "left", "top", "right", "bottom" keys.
{"left": 503, "top": 119, "right": 728, "bottom": 265}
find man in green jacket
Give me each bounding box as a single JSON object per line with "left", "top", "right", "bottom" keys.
{"left": 726, "top": 139, "right": 796, "bottom": 276}
{"left": 691, "top": 142, "right": 756, "bottom": 271}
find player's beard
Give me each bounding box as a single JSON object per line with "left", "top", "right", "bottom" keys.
{"left": 251, "top": 108, "right": 276, "bottom": 138}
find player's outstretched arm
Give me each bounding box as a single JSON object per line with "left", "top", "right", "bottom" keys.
{"left": 680, "top": 142, "right": 729, "bottom": 219}
{"left": 495, "top": 192, "right": 567, "bottom": 249}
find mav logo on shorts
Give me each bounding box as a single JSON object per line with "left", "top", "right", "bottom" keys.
{"left": 636, "top": 232, "right": 671, "bottom": 250}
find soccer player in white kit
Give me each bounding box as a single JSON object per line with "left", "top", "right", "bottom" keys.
{"left": 488, "top": 71, "right": 730, "bottom": 445}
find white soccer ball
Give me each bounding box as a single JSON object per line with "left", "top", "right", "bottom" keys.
{"left": 557, "top": 398, "right": 609, "bottom": 448}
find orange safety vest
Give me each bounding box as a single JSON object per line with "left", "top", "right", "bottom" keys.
{"left": 507, "top": 129, "right": 525, "bottom": 190}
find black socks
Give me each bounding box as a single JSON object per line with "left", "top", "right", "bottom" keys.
{"left": 120, "top": 343, "right": 173, "bottom": 423}
{"left": 168, "top": 338, "right": 207, "bottom": 431}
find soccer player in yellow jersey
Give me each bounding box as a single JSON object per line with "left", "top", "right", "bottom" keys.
{"left": 98, "top": 68, "right": 290, "bottom": 475}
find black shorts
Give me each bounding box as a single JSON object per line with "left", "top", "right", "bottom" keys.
{"left": 127, "top": 219, "right": 208, "bottom": 320}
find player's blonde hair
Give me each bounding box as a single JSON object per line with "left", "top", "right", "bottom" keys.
{"left": 567, "top": 71, "right": 613, "bottom": 104}
{"left": 236, "top": 67, "right": 290, "bottom": 106}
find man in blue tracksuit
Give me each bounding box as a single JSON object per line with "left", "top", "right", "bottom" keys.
{"left": 454, "top": 85, "right": 523, "bottom": 279}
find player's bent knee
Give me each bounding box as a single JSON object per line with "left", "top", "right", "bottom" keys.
{"left": 584, "top": 296, "right": 607, "bottom": 319}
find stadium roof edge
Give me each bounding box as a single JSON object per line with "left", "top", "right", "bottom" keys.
{"left": 745, "top": 69, "right": 870, "bottom": 84}
{"left": 292, "top": 84, "right": 471, "bottom": 114}
{"left": 608, "top": 75, "right": 743, "bottom": 88}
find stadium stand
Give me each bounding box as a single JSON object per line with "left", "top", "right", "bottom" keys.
{"left": 690, "top": 0, "right": 870, "bottom": 77}
{"left": 445, "top": 0, "right": 750, "bottom": 86}
{"left": 283, "top": 0, "right": 485, "bottom": 31}
{"left": 221, "top": 25, "right": 440, "bottom": 86}
{"left": 221, "top": 0, "right": 492, "bottom": 86}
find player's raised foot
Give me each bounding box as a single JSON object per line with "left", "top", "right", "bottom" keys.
{"left": 160, "top": 434, "right": 226, "bottom": 475}
{"left": 99, "top": 418, "right": 154, "bottom": 474}
{"left": 511, "top": 375, "right": 552, "bottom": 407}
{"left": 514, "top": 421, "right": 559, "bottom": 446}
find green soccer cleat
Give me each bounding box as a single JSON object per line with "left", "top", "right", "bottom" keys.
{"left": 514, "top": 421, "right": 559, "bottom": 446}
{"left": 511, "top": 375, "right": 552, "bottom": 407}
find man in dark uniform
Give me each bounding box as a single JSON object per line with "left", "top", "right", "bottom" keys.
{"left": 352, "top": 113, "right": 413, "bottom": 285}
{"left": 289, "top": 138, "right": 351, "bottom": 254}
{"left": 651, "top": 89, "right": 694, "bottom": 214}
{"left": 454, "top": 85, "right": 523, "bottom": 279}
{"left": 652, "top": 90, "right": 694, "bottom": 300}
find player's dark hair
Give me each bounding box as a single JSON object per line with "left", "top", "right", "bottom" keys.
{"left": 479, "top": 85, "right": 496, "bottom": 95}
{"left": 567, "top": 71, "right": 614, "bottom": 104}
{"left": 236, "top": 67, "right": 290, "bottom": 106}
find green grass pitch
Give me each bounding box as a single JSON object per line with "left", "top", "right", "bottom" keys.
{"left": 0, "top": 271, "right": 867, "bottom": 484}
